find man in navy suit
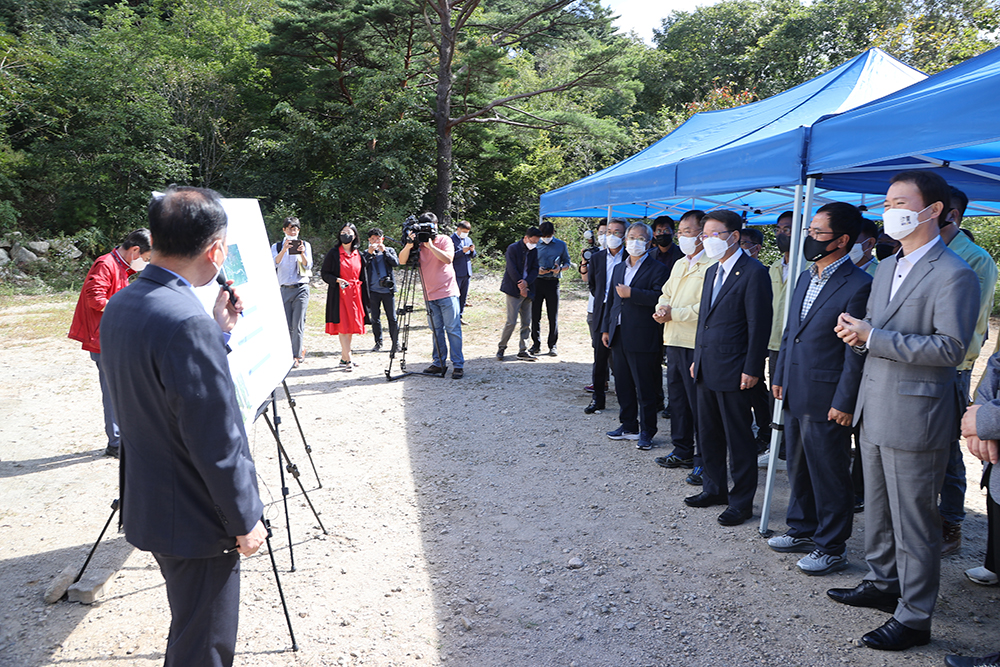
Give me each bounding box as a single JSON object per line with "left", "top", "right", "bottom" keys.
{"left": 769, "top": 202, "right": 872, "bottom": 575}
{"left": 686, "top": 209, "right": 772, "bottom": 526}
{"left": 601, "top": 221, "right": 670, "bottom": 450}
{"left": 101, "top": 186, "right": 266, "bottom": 667}
{"left": 584, "top": 219, "right": 626, "bottom": 413}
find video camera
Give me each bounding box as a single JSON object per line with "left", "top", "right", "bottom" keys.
{"left": 402, "top": 215, "right": 436, "bottom": 245}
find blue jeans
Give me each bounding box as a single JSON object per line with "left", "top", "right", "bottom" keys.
{"left": 90, "top": 351, "right": 120, "bottom": 451}
{"left": 426, "top": 296, "right": 463, "bottom": 369}
{"left": 939, "top": 370, "right": 972, "bottom": 524}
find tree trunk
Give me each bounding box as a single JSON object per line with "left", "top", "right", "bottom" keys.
{"left": 434, "top": 6, "right": 454, "bottom": 227}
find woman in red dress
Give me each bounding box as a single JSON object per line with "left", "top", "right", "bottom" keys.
{"left": 321, "top": 223, "right": 370, "bottom": 370}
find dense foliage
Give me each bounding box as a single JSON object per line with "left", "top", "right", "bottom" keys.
{"left": 1, "top": 0, "right": 998, "bottom": 257}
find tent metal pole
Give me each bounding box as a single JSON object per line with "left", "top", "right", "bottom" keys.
{"left": 759, "top": 178, "right": 813, "bottom": 536}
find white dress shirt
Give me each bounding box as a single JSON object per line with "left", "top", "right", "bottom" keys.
{"left": 890, "top": 236, "right": 940, "bottom": 301}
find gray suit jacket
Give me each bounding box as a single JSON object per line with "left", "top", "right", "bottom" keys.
{"left": 854, "top": 239, "right": 979, "bottom": 451}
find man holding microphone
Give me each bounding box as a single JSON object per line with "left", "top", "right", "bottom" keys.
{"left": 101, "top": 185, "right": 266, "bottom": 667}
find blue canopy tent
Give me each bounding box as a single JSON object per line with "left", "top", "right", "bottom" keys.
{"left": 539, "top": 48, "right": 925, "bottom": 221}
{"left": 807, "top": 44, "right": 1000, "bottom": 206}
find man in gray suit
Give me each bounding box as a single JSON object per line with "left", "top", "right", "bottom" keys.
{"left": 831, "top": 170, "right": 979, "bottom": 651}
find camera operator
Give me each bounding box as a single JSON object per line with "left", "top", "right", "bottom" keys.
{"left": 365, "top": 227, "right": 399, "bottom": 354}
{"left": 398, "top": 212, "right": 465, "bottom": 378}
{"left": 272, "top": 216, "right": 312, "bottom": 368}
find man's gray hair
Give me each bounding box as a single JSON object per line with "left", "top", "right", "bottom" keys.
{"left": 627, "top": 221, "right": 653, "bottom": 243}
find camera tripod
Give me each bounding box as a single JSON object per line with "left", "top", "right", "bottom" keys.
{"left": 385, "top": 243, "right": 447, "bottom": 381}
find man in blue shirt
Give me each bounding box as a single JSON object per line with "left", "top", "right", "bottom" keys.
{"left": 530, "top": 221, "right": 572, "bottom": 356}
{"left": 365, "top": 227, "right": 400, "bottom": 353}
{"left": 451, "top": 220, "right": 476, "bottom": 322}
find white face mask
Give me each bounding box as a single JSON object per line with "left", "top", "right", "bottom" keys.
{"left": 702, "top": 235, "right": 733, "bottom": 260}
{"left": 541, "top": 237, "right": 553, "bottom": 244}
{"left": 525, "top": 241, "right": 537, "bottom": 250}
{"left": 848, "top": 243, "right": 864, "bottom": 265}
{"left": 458, "top": 232, "right": 469, "bottom": 239}
{"left": 626, "top": 239, "right": 648, "bottom": 257}
{"left": 882, "top": 204, "right": 932, "bottom": 241}
{"left": 284, "top": 232, "right": 298, "bottom": 240}
{"left": 597, "top": 233, "right": 606, "bottom": 249}
{"left": 200, "top": 241, "right": 226, "bottom": 288}
{"left": 605, "top": 234, "right": 623, "bottom": 250}
{"left": 130, "top": 256, "right": 148, "bottom": 272}
{"left": 678, "top": 235, "right": 699, "bottom": 256}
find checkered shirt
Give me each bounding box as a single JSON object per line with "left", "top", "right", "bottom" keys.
{"left": 800, "top": 254, "right": 850, "bottom": 322}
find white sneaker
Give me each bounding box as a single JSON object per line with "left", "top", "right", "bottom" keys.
{"left": 767, "top": 533, "right": 816, "bottom": 553}
{"left": 797, "top": 550, "right": 848, "bottom": 576}
{"left": 965, "top": 566, "right": 999, "bottom": 586}
{"left": 757, "top": 450, "right": 786, "bottom": 470}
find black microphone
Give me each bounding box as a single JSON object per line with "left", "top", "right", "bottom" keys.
{"left": 216, "top": 269, "right": 241, "bottom": 314}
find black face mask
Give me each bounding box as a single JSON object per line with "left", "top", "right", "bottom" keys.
{"left": 803, "top": 235, "right": 840, "bottom": 262}
{"left": 775, "top": 233, "right": 791, "bottom": 253}
{"left": 340, "top": 233, "right": 354, "bottom": 245}
{"left": 874, "top": 242, "right": 896, "bottom": 261}
{"left": 654, "top": 233, "right": 672, "bottom": 247}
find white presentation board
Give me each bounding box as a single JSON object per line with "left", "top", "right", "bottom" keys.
{"left": 194, "top": 198, "right": 292, "bottom": 425}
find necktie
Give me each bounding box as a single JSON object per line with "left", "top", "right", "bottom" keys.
{"left": 711, "top": 265, "right": 725, "bottom": 305}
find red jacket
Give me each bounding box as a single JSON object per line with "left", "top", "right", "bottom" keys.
{"left": 68, "top": 250, "right": 134, "bottom": 353}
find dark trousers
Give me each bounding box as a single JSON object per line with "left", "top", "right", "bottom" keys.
{"left": 153, "top": 551, "right": 241, "bottom": 667}
{"left": 590, "top": 311, "right": 612, "bottom": 405}
{"left": 697, "top": 382, "right": 757, "bottom": 511}
{"left": 750, "top": 353, "right": 773, "bottom": 444}
{"left": 665, "top": 346, "right": 698, "bottom": 463}
{"left": 852, "top": 427, "right": 864, "bottom": 502}
{"left": 531, "top": 278, "right": 560, "bottom": 350}
{"left": 611, "top": 336, "right": 660, "bottom": 436}
{"left": 457, "top": 275, "right": 470, "bottom": 314}
{"left": 785, "top": 413, "right": 854, "bottom": 556}
{"left": 369, "top": 290, "right": 399, "bottom": 348}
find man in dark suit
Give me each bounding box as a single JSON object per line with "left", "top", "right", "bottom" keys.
{"left": 497, "top": 226, "right": 540, "bottom": 361}
{"left": 451, "top": 220, "right": 476, "bottom": 319}
{"left": 101, "top": 186, "right": 267, "bottom": 667}
{"left": 584, "top": 219, "right": 626, "bottom": 413}
{"left": 649, "top": 215, "right": 684, "bottom": 273}
{"left": 769, "top": 202, "right": 872, "bottom": 575}
{"left": 601, "top": 221, "right": 670, "bottom": 450}
{"left": 686, "top": 209, "right": 772, "bottom": 526}
{"left": 833, "top": 171, "right": 979, "bottom": 651}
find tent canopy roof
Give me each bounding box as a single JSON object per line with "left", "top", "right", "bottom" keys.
{"left": 540, "top": 48, "right": 926, "bottom": 219}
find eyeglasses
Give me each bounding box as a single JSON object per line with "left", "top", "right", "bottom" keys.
{"left": 806, "top": 229, "right": 838, "bottom": 239}
{"left": 698, "top": 231, "right": 732, "bottom": 240}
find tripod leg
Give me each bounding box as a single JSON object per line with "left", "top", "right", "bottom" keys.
{"left": 281, "top": 380, "right": 321, "bottom": 488}
{"left": 263, "top": 410, "right": 328, "bottom": 538}
{"left": 73, "top": 498, "right": 120, "bottom": 586}
{"left": 264, "top": 520, "right": 298, "bottom": 651}
{"left": 264, "top": 404, "right": 296, "bottom": 572}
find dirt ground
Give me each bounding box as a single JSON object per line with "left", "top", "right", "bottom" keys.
{"left": 1, "top": 274, "right": 999, "bottom": 667}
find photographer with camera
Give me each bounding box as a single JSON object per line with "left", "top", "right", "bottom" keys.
{"left": 272, "top": 217, "right": 312, "bottom": 368}
{"left": 365, "top": 227, "right": 399, "bottom": 354}
{"left": 398, "top": 212, "right": 464, "bottom": 378}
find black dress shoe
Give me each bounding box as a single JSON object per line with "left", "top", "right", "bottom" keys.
{"left": 684, "top": 491, "right": 727, "bottom": 508}
{"left": 584, "top": 400, "right": 605, "bottom": 414}
{"left": 945, "top": 652, "right": 1000, "bottom": 667}
{"left": 718, "top": 506, "right": 752, "bottom": 526}
{"left": 827, "top": 581, "right": 898, "bottom": 614}
{"left": 861, "top": 617, "right": 930, "bottom": 651}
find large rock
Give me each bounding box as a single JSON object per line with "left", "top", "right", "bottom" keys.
{"left": 26, "top": 240, "right": 50, "bottom": 255}
{"left": 11, "top": 243, "right": 38, "bottom": 268}
{"left": 49, "top": 238, "right": 83, "bottom": 259}
{"left": 0, "top": 231, "right": 20, "bottom": 249}
{"left": 0, "top": 248, "right": 8, "bottom": 268}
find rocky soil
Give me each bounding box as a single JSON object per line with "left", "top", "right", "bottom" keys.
{"left": 1, "top": 275, "right": 998, "bottom": 667}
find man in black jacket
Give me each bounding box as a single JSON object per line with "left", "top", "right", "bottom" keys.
{"left": 584, "top": 219, "right": 626, "bottom": 413}
{"left": 497, "top": 227, "right": 540, "bottom": 361}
